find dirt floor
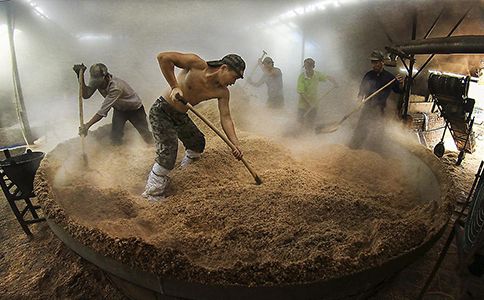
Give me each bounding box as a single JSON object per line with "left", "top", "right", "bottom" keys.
{"left": 1, "top": 90, "right": 484, "bottom": 298}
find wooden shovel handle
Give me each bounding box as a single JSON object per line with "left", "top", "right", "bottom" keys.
{"left": 78, "top": 69, "right": 88, "bottom": 165}
{"left": 176, "top": 95, "right": 262, "bottom": 185}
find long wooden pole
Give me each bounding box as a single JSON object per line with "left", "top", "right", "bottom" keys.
{"left": 315, "top": 78, "right": 396, "bottom": 134}
{"left": 176, "top": 95, "right": 262, "bottom": 185}
{"left": 303, "top": 87, "right": 337, "bottom": 118}
{"left": 78, "top": 70, "right": 88, "bottom": 165}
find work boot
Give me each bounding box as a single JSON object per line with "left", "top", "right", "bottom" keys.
{"left": 142, "top": 163, "right": 170, "bottom": 201}
{"left": 180, "top": 149, "right": 201, "bottom": 168}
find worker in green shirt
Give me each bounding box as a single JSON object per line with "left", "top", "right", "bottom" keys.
{"left": 297, "top": 58, "right": 338, "bottom": 128}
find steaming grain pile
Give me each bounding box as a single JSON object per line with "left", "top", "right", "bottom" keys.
{"left": 34, "top": 99, "right": 453, "bottom": 287}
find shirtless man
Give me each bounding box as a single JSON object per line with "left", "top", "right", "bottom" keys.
{"left": 142, "top": 52, "right": 245, "bottom": 201}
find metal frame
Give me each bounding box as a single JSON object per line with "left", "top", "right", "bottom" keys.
{"left": 0, "top": 148, "right": 45, "bottom": 235}
{"left": 383, "top": 6, "right": 477, "bottom": 120}
{"left": 0, "top": 168, "right": 45, "bottom": 236}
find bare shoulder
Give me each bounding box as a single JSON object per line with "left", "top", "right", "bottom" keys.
{"left": 158, "top": 52, "right": 207, "bottom": 70}
{"left": 272, "top": 67, "right": 282, "bottom": 76}
{"left": 182, "top": 53, "right": 208, "bottom": 70}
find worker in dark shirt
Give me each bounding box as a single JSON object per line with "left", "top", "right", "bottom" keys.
{"left": 349, "top": 50, "right": 404, "bottom": 150}
{"left": 247, "top": 57, "right": 284, "bottom": 109}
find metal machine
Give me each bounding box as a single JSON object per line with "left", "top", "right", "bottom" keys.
{"left": 428, "top": 73, "right": 476, "bottom": 165}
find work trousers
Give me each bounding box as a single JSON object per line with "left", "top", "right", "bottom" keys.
{"left": 149, "top": 97, "right": 205, "bottom": 170}
{"left": 348, "top": 103, "right": 385, "bottom": 151}
{"left": 111, "top": 105, "right": 153, "bottom": 145}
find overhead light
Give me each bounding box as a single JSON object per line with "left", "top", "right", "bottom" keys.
{"left": 77, "top": 34, "right": 112, "bottom": 41}
{"left": 280, "top": 10, "right": 296, "bottom": 20}
{"left": 23, "top": 0, "right": 49, "bottom": 19}
{"left": 261, "top": 0, "right": 367, "bottom": 30}
{"left": 305, "top": 4, "right": 318, "bottom": 13}
{"left": 294, "top": 7, "right": 305, "bottom": 15}
{"left": 34, "top": 7, "right": 44, "bottom": 14}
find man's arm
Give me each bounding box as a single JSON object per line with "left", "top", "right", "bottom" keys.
{"left": 79, "top": 114, "right": 103, "bottom": 136}
{"left": 218, "top": 93, "right": 243, "bottom": 160}
{"left": 73, "top": 64, "right": 97, "bottom": 99}
{"left": 392, "top": 74, "right": 405, "bottom": 93}
{"left": 318, "top": 72, "right": 338, "bottom": 89}
{"left": 156, "top": 52, "right": 206, "bottom": 89}
{"left": 79, "top": 87, "right": 122, "bottom": 136}
{"left": 248, "top": 74, "right": 266, "bottom": 87}
{"left": 263, "top": 67, "right": 281, "bottom": 77}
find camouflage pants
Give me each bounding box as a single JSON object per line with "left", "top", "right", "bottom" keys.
{"left": 149, "top": 97, "right": 205, "bottom": 170}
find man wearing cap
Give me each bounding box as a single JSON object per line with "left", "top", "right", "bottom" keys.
{"left": 247, "top": 56, "right": 284, "bottom": 109}
{"left": 142, "top": 52, "right": 245, "bottom": 201}
{"left": 297, "top": 58, "right": 338, "bottom": 128}
{"left": 348, "top": 50, "right": 404, "bottom": 150}
{"left": 73, "top": 63, "right": 153, "bottom": 145}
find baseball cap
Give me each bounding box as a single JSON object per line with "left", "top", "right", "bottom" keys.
{"left": 262, "top": 57, "right": 274, "bottom": 65}
{"left": 88, "top": 63, "right": 109, "bottom": 88}
{"left": 369, "top": 50, "right": 384, "bottom": 61}
{"left": 303, "top": 58, "right": 315, "bottom": 67}
{"left": 207, "top": 54, "right": 246, "bottom": 79}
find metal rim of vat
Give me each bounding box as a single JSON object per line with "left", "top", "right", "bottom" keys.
{"left": 46, "top": 218, "right": 448, "bottom": 300}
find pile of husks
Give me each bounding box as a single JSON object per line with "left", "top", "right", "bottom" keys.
{"left": 35, "top": 100, "right": 452, "bottom": 286}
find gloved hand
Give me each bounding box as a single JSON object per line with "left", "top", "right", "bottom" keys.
{"left": 79, "top": 124, "right": 88, "bottom": 137}
{"left": 73, "top": 63, "right": 87, "bottom": 78}
{"left": 170, "top": 87, "right": 183, "bottom": 102}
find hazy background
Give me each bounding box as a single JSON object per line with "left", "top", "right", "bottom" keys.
{"left": 0, "top": 0, "right": 482, "bottom": 149}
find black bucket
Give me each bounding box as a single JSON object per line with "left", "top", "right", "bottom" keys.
{"left": 0, "top": 149, "right": 45, "bottom": 195}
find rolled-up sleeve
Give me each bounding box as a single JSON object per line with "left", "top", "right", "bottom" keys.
{"left": 96, "top": 86, "right": 122, "bottom": 117}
